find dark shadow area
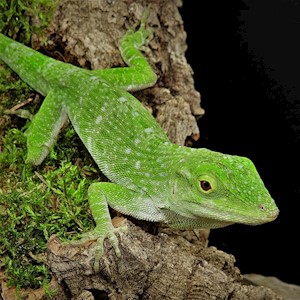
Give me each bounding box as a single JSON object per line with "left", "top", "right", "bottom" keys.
{"left": 180, "top": 0, "right": 300, "bottom": 285}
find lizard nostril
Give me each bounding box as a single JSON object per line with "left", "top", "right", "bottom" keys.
{"left": 258, "top": 204, "right": 265, "bottom": 210}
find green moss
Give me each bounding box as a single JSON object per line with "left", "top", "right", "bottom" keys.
{"left": 0, "top": 86, "right": 100, "bottom": 293}
{"left": 0, "top": 64, "right": 34, "bottom": 110}
{"left": 0, "top": 0, "right": 57, "bottom": 43}
{"left": 0, "top": 2, "right": 102, "bottom": 293}
{"left": 0, "top": 126, "right": 98, "bottom": 293}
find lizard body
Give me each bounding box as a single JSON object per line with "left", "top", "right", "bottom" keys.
{"left": 0, "top": 11, "right": 279, "bottom": 271}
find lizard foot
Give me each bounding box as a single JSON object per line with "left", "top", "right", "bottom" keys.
{"left": 121, "top": 8, "right": 153, "bottom": 49}
{"left": 65, "top": 223, "right": 128, "bottom": 273}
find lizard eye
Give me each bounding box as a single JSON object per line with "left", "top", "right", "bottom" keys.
{"left": 200, "top": 180, "right": 212, "bottom": 191}
{"left": 198, "top": 175, "right": 216, "bottom": 193}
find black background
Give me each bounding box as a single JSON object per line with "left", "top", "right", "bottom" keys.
{"left": 180, "top": 1, "right": 300, "bottom": 285}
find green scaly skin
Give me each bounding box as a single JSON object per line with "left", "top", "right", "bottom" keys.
{"left": 0, "top": 10, "right": 279, "bottom": 272}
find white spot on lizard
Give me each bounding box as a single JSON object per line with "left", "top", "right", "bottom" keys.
{"left": 125, "top": 148, "right": 131, "bottom": 154}
{"left": 87, "top": 136, "right": 92, "bottom": 151}
{"left": 118, "top": 96, "right": 127, "bottom": 103}
{"left": 144, "top": 128, "right": 154, "bottom": 134}
{"left": 95, "top": 115, "right": 102, "bottom": 124}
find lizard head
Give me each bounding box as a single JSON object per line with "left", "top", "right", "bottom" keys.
{"left": 168, "top": 148, "right": 279, "bottom": 229}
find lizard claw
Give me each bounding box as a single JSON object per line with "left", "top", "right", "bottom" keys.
{"left": 65, "top": 224, "right": 128, "bottom": 273}
{"left": 93, "top": 225, "right": 128, "bottom": 272}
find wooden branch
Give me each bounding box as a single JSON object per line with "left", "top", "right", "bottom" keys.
{"left": 47, "top": 219, "right": 281, "bottom": 299}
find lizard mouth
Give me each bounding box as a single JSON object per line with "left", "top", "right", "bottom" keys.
{"left": 232, "top": 207, "right": 279, "bottom": 225}
{"left": 266, "top": 208, "right": 279, "bottom": 220}
{"left": 184, "top": 201, "right": 280, "bottom": 226}
{"left": 246, "top": 208, "right": 279, "bottom": 225}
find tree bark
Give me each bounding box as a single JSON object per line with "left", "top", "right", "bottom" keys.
{"left": 47, "top": 219, "right": 282, "bottom": 300}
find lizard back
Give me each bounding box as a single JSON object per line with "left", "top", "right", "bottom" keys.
{"left": 62, "top": 70, "right": 171, "bottom": 191}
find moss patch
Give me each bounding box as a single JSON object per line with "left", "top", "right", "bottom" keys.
{"left": 0, "top": 0, "right": 57, "bottom": 43}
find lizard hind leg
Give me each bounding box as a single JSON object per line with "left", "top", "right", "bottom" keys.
{"left": 90, "top": 8, "right": 157, "bottom": 91}
{"left": 25, "top": 90, "right": 67, "bottom": 166}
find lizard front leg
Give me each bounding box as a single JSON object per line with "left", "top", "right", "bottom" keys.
{"left": 25, "top": 90, "right": 67, "bottom": 165}
{"left": 68, "top": 181, "right": 164, "bottom": 272}
{"left": 67, "top": 182, "right": 128, "bottom": 272}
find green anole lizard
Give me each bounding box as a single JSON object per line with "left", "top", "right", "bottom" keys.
{"left": 0, "top": 10, "right": 279, "bottom": 272}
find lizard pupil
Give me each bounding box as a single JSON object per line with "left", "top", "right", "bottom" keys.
{"left": 200, "top": 180, "right": 212, "bottom": 191}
